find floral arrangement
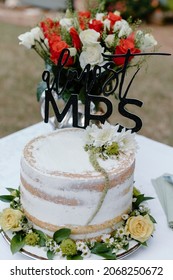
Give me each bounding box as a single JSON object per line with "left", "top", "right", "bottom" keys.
{"left": 84, "top": 121, "right": 137, "bottom": 159}
{"left": 18, "top": 7, "right": 157, "bottom": 103}
{"left": 0, "top": 187, "right": 155, "bottom": 260}
{"left": 84, "top": 122, "right": 138, "bottom": 224}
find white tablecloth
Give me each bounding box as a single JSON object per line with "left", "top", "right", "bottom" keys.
{"left": 0, "top": 122, "right": 173, "bottom": 260}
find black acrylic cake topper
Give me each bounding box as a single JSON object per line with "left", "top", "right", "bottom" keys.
{"left": 42, "top": 49, "right": 171, "bottom": 133}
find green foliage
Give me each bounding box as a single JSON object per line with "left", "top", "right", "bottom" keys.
{"left": 0, "top": 195, "right": 15, "bottom": 202}
{"left": 53, "top": 228, "right": 71, "bottom": 244}
{"left": 47, "top": 250, "right": 55, "bottom": 260}
{"left": 91, "top": 242, "right": 116, "bottom": 259}
{"left": 10, "top": 232, "right": 26, "bottom": 254}
{"left": 133, "top": 194, "right": 154, "bottom": 209}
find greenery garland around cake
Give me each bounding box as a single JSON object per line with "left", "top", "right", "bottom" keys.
{"left": 0, "top": 186, "right": 156, "bottom": 260}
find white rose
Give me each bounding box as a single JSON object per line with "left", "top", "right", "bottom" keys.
{"left": 30, "top": 26, "right": 44, "bottom": 41}
{"left": 79, "top": 29, "right": 100, "bottom": 46}
{"left": 60, "top": 17, "right": 74, "bottom": 29}
{"left": 95, "top": 13, "right": 105, "bottom": 21}
{"left": 18, "top": 31, "right": 35, "bottom": 49}
{"left": 114, "top": 19, "right": 132, "bottom": 37}
{"left": 79, "top": 44, "right": 104, "bottom": 69}
{"left": 105, "top": 34, "right": 115, "bottom": 48}
{"left": 0, "top": 208, "right": 23, "bottom": 232}
{"left": 140, "top": 33, "right": 158, "bottom": 51}
{"left": 103, "top": 19, "right": 111, "bottom": 31}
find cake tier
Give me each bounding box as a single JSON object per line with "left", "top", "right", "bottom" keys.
{"left": 20, "top": 128, "right": 135, "bottom": 239}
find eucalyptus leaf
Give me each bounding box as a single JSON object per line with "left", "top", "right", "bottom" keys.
{"left": 53, "top": 228, "right": 71, "bottom": 244}
{"left": 10, "top": 233, "right": 25, "bottom": 254}
{"left": 0, "top": 195, "right": 15, "bottom": 202}
{"left": 47, "top": 250, "right": 55, "bottom": 260}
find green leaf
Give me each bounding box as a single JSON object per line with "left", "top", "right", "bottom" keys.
{"left": 96, "top": 250, "right": 117, "bottom": 260}
{"left": 149, "top": 214, "right": 157, "bottom": 224}
{"left": 47, "top": 250, "right": 55, "bottom": 260}
{"left": 10, "top": 233, "right": 25, "bottom": 254}
{"left": 6, "top": 188, "right": 17, "bottom": 193}
{"left": 67, "top": 255, "right": 83, "bottom": 260}
{"left": 53, "top": 228, "right": 71, "bottom": 244}
{"left": 141, "top": 241, "right": 148, "bottom": 247}
{"left": 0, "top": 195, "right": 15, "bottom": 202}
{"left": 91, "top": 242, "right": 110, "bottom": 254}
{"left": 6, "top": 188, "right": 20, "bottom": 197}
{"left": 133, "top": 194, "right": 154, "bottom": 209}
{"left": 91, "top": 243, "right": 116, "bottom": 259}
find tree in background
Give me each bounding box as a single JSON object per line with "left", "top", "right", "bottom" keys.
{"left": 97, "top": 0, "right": 161, "bottom": 21}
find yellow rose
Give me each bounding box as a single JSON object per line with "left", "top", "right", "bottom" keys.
{"left": 0, "top": 208, "right": 23, "bottom": 232}
{"left": 125, "top": 214, "right": 154, "bottom": 243}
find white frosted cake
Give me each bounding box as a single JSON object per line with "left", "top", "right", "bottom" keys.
{"left": 20, "top": 125, "right": 136, "bottom": 240}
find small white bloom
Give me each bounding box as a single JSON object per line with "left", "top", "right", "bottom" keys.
{"left": 60, "top": 18, "right": 74, "bottom": 29}
{"left": 103, "top": 19, "right": 111, "bottom": 31}
{"left": 95, "top": 13, "right": 105, "bottom": 21}
{"left": 18, "top": 31, "right": 35, "bottom": 49}
{"left": 105, "top": 34, "right": 115, "bottom": 48}
{"left": 116, "top": 227, "right": 125, "bottom": 237}
{"left": 81, "top": 247, "right": 91, "bottom": 258}
{"left": 140, "top": 33, "right": 158, "bottom": 51}
{"left": 30, "top": 26, "right": 44, "bottom": 41}
{"left": 79, "top": 44, "right": 104, "bottom": 69}
{"left": 122, "top": 213, "right": 129, "bottom": 220}
{"left": 101, "top": 233, "right": 111, "bottom": 243}
{"left": 76, "top": 241, "right": 86, "bottom": 251}
{"left": 79, "top": 29, "right": 100, "bottom": 46}
{"left": 114, "top": 19, "right": 132, "bottom": 38}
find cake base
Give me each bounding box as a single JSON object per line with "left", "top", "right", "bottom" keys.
{"left": 1, "top": 230, "right": 140, "bottom": 260}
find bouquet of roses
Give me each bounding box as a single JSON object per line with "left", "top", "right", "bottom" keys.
{"left": 18, "top": 8, "right": 157, "bottom": 103}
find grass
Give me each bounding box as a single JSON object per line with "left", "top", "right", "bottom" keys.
{"left": 0, "top": 21, "right": 173, "bottom": 146}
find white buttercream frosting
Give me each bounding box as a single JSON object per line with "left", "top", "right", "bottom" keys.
{"left": 20, "top": 128, "right": 135, "bottom": 239}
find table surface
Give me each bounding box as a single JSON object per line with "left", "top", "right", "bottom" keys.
{"left": 0, "top": 122, "right": 173, "bottom": 260}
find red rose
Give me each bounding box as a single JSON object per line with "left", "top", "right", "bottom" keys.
{"left": 49, "top": 40, "right": 73, "bottom": 66}
{"left": 78, "top": 11, "right": 91, "bottom": 30}
{"left": 113, "top": 36, "right": 141, "bottom": 66}
{"left": 69, "top": 27, "right": 81, "bottom": 50}
{"left": 40, "top": 18, "right": 60, "bottom": 39}
{"left": 107, "top": 12, "right": 122, "bottom": 29}
{"left": 89, "top": 19, "right": 104, "bottom": 33}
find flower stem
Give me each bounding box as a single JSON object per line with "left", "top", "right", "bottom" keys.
{"left": 86, "top": 151, "right": 110, "bottom": 225}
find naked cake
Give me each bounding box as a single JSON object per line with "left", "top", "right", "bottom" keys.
{"left": 20, "top": 123, "right": 136, "bottom": 240}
